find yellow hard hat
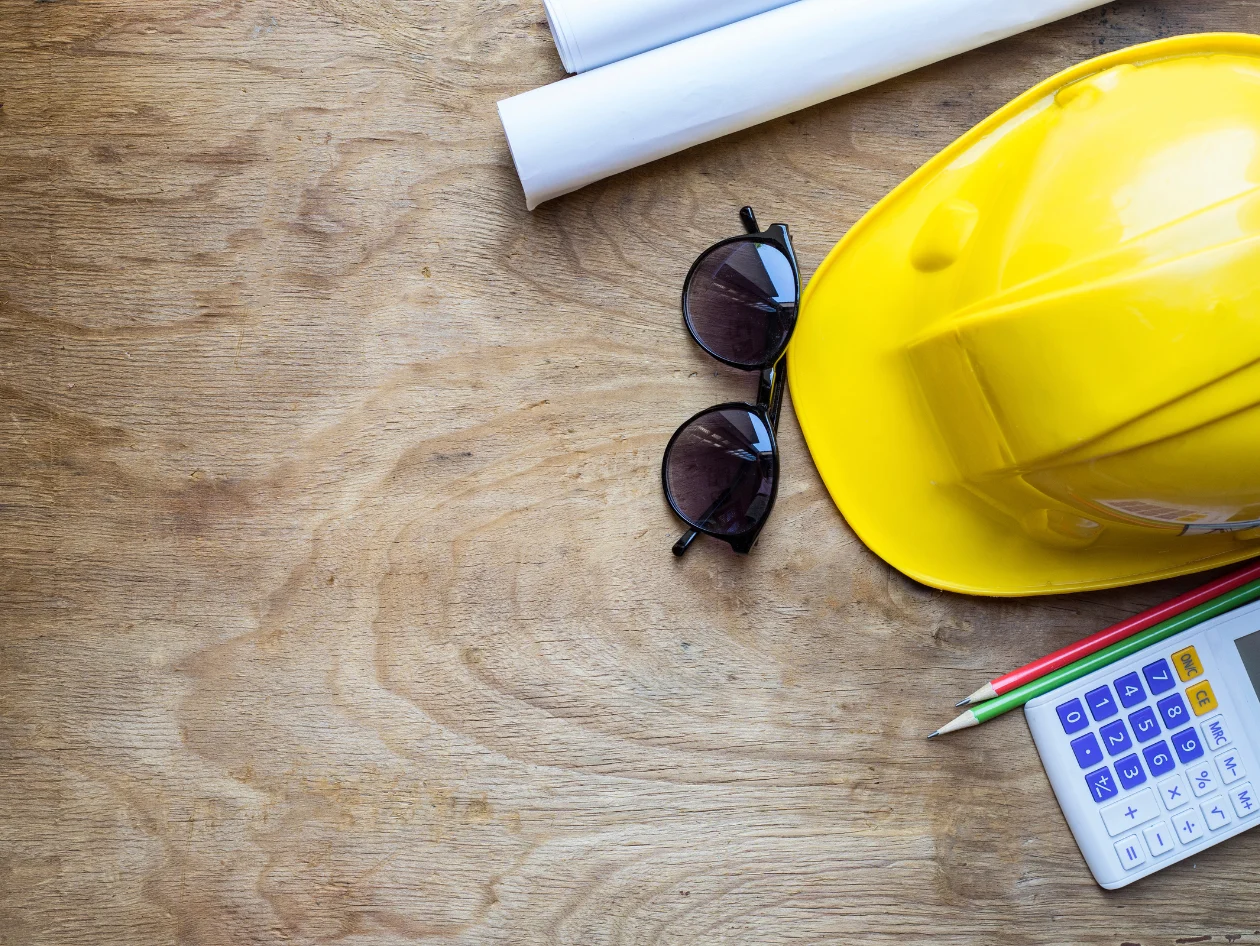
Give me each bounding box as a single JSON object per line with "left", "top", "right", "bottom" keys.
{"left": 790, "top": 34, "right": 1260, "bottom": 597}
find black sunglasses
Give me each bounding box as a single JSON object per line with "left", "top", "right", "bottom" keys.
{"left": 662, "top": 206, "right": 801, "bottom": 558}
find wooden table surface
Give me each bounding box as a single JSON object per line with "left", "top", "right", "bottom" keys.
{"left": 4, "top": 2, "right": 1260, "bottom": 943}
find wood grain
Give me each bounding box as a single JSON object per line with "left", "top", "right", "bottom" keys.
{"left": 3, "top": 1, "right": 1260, "bottom": 943}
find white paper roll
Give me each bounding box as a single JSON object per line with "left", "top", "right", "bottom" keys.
{"left": 543, "top": 0, "right": 801, "bottom": 73}
{"left": 500, "top": 0, "right": 1103, "bottom": 210}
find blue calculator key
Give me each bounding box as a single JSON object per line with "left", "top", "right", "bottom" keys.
{"left": 1071, "top": 732, "right": 1104, "bottom": 769}
{"left": 1086, "top": 766, "right": 1119, "bottom": 803}
{"left": 1129, "top": 706, "right": 1161, "bottom": 743}
{"left": 1115, "top": 753, "right": 1147, "bottom": 790}
{"left": 1158, "top": 693, "right": 1190, "bottom": 730}
{"left": 1057, "top": 698, "right": 1090, "bottom": 735}
{"left": 1143, "top": 739, "right": 1177, "bottom": 777}
{"left": 1114, "top": 672, "right": 1147, "bottom": 708}
{"left": 1085, "top": 685, "right": 1119, "bottom": 721}
{"left": 1171, "top": 726, "right": 1206, "bottom": 764}
{"left": 1100, "top": 720, "right": 1134, "bottom": 757}
{"left": 1143, "top": 658, "right": 1177, "bottom": 695}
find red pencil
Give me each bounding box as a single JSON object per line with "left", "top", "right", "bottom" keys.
{"left": 958, "top": 558, "right": 1260, "bottom": 706}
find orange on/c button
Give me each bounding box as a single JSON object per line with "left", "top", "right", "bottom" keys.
{"left": 1172, "top": 645, "right": 1203, "bottom": 682}
{"left": 1187, "top": 680, "right": 1219, "bottom": 716}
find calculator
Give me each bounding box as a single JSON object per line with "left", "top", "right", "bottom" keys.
{"left": 1025, "top": 598, "right": 1260, "bottom": 889}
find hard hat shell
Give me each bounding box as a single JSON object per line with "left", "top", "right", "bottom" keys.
{"left": 790, "top": 34, "right": 1260, "bottom": 596}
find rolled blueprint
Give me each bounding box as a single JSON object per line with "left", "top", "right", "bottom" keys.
{"left": 500, "top": 0, "right": 1102, "bottom": 210}
{"left": 543, "top": 0, "right": 800, "bottom": 73}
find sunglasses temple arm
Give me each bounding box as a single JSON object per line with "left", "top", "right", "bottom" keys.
{"left": 740, "top": 206, "right": 760, "bottom": 234}
{"left": 673, "top": 528, "right": 700, "bottom": 557}
{"left": 673, "top": 477, "right": 743, "bottom": 556}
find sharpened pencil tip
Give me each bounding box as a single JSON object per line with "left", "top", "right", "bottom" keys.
{"left": 955, "top": 698, "right": 971, "bottom": 707}
{"left": 927, "top": 731, "right": 939, "bottom": 740}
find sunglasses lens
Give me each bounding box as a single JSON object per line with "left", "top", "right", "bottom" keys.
{"left": 664, "top": 407, "right": 777, "bottom": 536}
{"left": 684, "top": 240, "right": 797, "bottom": 367}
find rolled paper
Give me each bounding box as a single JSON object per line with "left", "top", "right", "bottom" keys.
{"left": 542, "top": 0, "right": 800, "bottom": 74}
{"left": 500, "top": 0, "right": 1103, "bottom": 210}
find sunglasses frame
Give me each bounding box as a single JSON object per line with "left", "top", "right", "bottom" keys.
{"left": 662, "top": 207, "right": 801, "bottom": 558}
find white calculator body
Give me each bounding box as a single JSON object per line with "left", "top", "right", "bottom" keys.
{"left": 1026, "top": 599, "right": 1260, "bottom": 889}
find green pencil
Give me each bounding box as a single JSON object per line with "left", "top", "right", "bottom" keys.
{"left": 929, "top": 576, "right": 1260, "bottom": 738}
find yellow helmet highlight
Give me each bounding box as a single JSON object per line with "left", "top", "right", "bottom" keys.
{"left": 790, "top": 34, "right": 1260, "bottom": 596}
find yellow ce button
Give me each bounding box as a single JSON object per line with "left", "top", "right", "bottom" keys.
{"left": 1187, "top": 680, "right": 1219, "bottom": 717}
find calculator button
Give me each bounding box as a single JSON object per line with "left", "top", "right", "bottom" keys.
{"left": 1115, "top": 835, "right": 1148, "bottom": 871}
{"left": 1172, "top": 645, "right": 1204, "bottom": 682}
{"left": 1201, "top": 714, "right": 1231, "bottom": 751}
{"left": 1171, "top": 726, "right": 1206, "bottom": 764}
{"left": 1071, "top": 733, "right": 1104, "bottom": 769}
{"left": 1143, "top": 658, "right": 1177, "bottom": 695}
{"left": 1157, "top": 693, "right": 1190, "bottom": 730}
{"left": 1056, "top": 698, "right": 1090, "bottom": 735}
{"left": 1099, "top": 720, "right": 1133, "bottom": 757}
{"left": 1159, "top": 773, "right": 1191, "bottom": 811}
{"left": 1143, "top": 740, "right": 1177, "bottom": 777}
{"left": 1229, "top": 783, "right": 1257, "bottom": 818}
{"left": 1129, "top": 706, "right": 1162, "bottom": 743}
{"left": 1186, "top": 680, "right": 1219, "bottom": 717}
{"left": 1101, "top": 788, "right": 1159, "bottom": 836}
{"left": 1174, "top": 808, "right": 1206, "bottom": 844}
{"left": 1114, "top": 671, "right": 1147, "bottom": 708}
{"left": 1216, "top": 750, "right": 1246, "bottom": 785}
{"left": 1188, "top": 765, "right": 1216, "bottom": 798}
{"left": 1201, "top": 796, "right": 1233, "bottom": 831}
{"left": 1086, "top": 685, "right": 1119, "bottom": 722}
{"left": 1143, "top": 821, "right": 1176, "bottom": 857}
{"left": 1086, "top": 766, "right": 1119, "bottom": 803}
{"left": 1115, "top": 753, "right": 1147, "bottom": 790}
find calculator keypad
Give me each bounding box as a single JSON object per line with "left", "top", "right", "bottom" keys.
{"left": 1050, "top": 638, "right": 1258, "bottom": 876}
